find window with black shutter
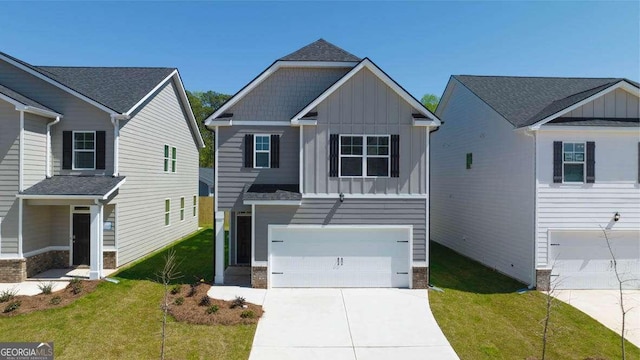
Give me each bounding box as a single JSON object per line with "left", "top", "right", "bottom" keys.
{"left": 244, "top": 134, "right": 254, "bottom": 168}
{"left": 62, "top": 131, "right": 72, "bottom": 170}
{"left": 270, "top": 134, "right": 280, "bottom": 168}
{"left": 329, "top": 134, "right": 339, "bottom": 177}
{"left": 555, "top": 141, "right": 594, "bottom": 183}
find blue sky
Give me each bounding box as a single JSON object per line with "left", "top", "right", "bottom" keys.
{"left": 1, "top": 1, "right": 638, "bottom": 99}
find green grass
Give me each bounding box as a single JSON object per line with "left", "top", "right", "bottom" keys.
{"left": 0, "top": 229, "right": 254, "bottom": 359}
{"left": 429, "top": 242, "right": 640, "bottom": 360}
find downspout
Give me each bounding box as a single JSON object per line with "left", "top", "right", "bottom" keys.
{"left": 522, "top": 128, "right": 537, "bottom": 289}
{"left": 110, "top": 115, "right": 120, "bottom": 177}
{"left": 18, "top": 110, "right": 24, "bottom": 257}
{"left": 46, "top": 116, "right": 61, "bottom": 178}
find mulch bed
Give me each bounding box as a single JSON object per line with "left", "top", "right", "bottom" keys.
{"left": 167, "top": 283, "right": 263, "bottom": 325}
{"left": 0, "top": 280, "right": 100, "bottom": 316}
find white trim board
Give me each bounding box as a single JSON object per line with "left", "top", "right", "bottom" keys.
{"left": 302, "top": 193, "right": 427, "bottom": 199}
{"left": 23, "top": 246, "right": 70, "bottom": 258}
{"left": 243, "top": 200, "right": 302, "bottom": 206}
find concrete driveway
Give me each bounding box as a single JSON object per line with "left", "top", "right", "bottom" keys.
{"left": 552, "top": 290, "right": 640, "bottom": 347}
{"left": 248, "top": 288, "right": 458, "bottom": 360}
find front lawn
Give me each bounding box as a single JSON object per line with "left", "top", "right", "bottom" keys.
{"left": 429, "top": 242, "right": 640, "bottom": 360}
{"left": 0, "top": 228, "right": 254, "bottom": 359}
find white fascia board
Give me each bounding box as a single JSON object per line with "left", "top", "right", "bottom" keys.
{"left": 102, "top": 178, "right": 126, "bottom": 200}
{"left": 17, "top": 194, "right": 101, "bottom": 200}
{"left": 302, "top": 193, "right": 427, "bottom": 199}
{"left": 269, "top": 224, "right": 413, "bottom": 230}
{"left": 0, "top": 53, "right": 118, "bottom": 115}
{"left": 291, "top": 119, "right": 317, "bottom": 126}
{"left": 412, "top": 119, "right": 440, "bottom": 127}
{"left": 278, "top": 61, "right": 359, "bottom": 68}
{"left": 532, "top": 125, "right": 640, "bottom": 133}
{"left": 209, "top": 119, "right": 232, "bottom": 126}
{"left": 527, "top": 81, "right": 640, "bottom": 130}
{"left": 243, "top": 200, "right": 302, "bottom": 206}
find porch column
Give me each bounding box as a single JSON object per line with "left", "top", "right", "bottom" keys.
{"left": 214, "top": 211, "right": 225, "bottom": 284}
{"left": 89, "top": 203, "right": 104, "bottom": 280}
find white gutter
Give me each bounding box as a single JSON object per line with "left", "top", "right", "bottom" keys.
{"left": 214, "top": 126, "right": 219, "bottom": 213}
{"left": 46, "top": 116, "right": 61, "bottom": 178}
{"left": 110, "top": 115, "right": 120, "bottom": 176}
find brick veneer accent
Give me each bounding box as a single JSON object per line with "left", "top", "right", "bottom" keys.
{"left": 251, "top": 266, "right": 268, "bottom": 289}
{"left": 26, "top": 251, "right": 70, "bottom": 278}
{"left": 412, "top": 267, "right": 429, "bottom": 289}
{"left": 536, "top": 269, "right": 552, "bottom": 291}
{"left": 0, "top": 259, "right": 26, "bottom": 283}
{"left": 103, "top": 252, "right": 117, "bottom": 269}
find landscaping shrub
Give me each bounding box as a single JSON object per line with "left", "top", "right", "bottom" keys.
{"left": 0, "top": 288, "right": 18, "bottom": 303}
{"left": 199, "top": 295, "right": 211, "bottom": 307}
{"left": 206, "top": 305, "right": 219, "bottom": 314}
{"left": 50, "top": 296, "right": 62, "bottom": 305}
{"left": 38, "top": 282, "right": 54, "bottom": 295}
{"left": 70, "top": 278, "right": 83, "bottom": 295}
{"left": 240, "top": 310, "right": 254, "bottom": 319}
{"left": 3, "top": 301, "right": 21, "bottom": 313}
{"left": 230, "top": 296, "right": 246, "bottom": 309}
{"left": 170, "top": 285, "right": 181, "bottom": 295}
{"left": 173, "top": 297, "right": 184, "bottom": 306}
{"left": 187, "top": 284, "right": 197, "bottom": 297}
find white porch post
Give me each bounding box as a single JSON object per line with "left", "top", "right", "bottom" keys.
{"left": 89, "top": 203, "right": 104, "bottom": 280}
{"left": 214, "top": 211, "right": 225, "bottom": 284}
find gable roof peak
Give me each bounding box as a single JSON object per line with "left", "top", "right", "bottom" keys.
{"left": 279, "top": 39, "right": 361, "bottom": 62}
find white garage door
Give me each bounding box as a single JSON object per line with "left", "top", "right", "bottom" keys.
{"left": 269, "top": 226, "right": 411, "bottom": 288}
{"left": 550, "top": 230, "right": 640, "bottom": 289}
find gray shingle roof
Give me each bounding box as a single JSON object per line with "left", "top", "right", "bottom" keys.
{"left": 243, "top": 184, "right": 301, "bottom": 201}
{"left": 279, "top": 39, "right": 361, "bottom": 62}
{"left": 36, "top": 66, "right": 175, "bottom": 113}
{"left": 0, "top": 83, "right": 56, "bottom": 113}
{"left": 453, "top": 76, "right": 639, "bottom": 128}
{"left": 21, "top": 176, "right": 126, "bottom": 197}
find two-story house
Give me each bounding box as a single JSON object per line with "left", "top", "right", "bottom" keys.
{"left": 0, "top": 51, "right": 204, "bottom": 282}
{"left": 432, "top": 75, "right": 639, "bottom": 290}
{"left": 205, "top": 39, "right": 440, "bottom": 289}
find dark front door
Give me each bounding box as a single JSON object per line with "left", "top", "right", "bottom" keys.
{"left": 236, "top": 216, "right": 251, "bottom": 264}
{"left": 73, "top": 213, "right": 90, "bottom": 266}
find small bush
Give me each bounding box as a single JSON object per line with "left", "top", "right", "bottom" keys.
{"left": 170, "top": 285, "right": 181, "bottom": 295}
{"left": 173, "top": 297, "right": 184, "bottom": 306}
{"left": 38, "top": 282, "right": 54, "bottom": 295}
{"left": 0, "top": 288, "right": 18, "bottom": 303}
{"left": 206, "top": 305, "right": 219, "bottom": 314}
{"left": 199, "top": 295, "right": 211, "bottom": 307}
{"left": 3, "top": 300, "right": 21, "bottom": 313}
{"left": 240, "top": 310, "right": 255, "bottom": 319}
{"left": 50, "top": 296, "right": 62, "bottom": 305}
{"left": 187, "top": 284, "right": 197, "bottom": 297}
{"left": 231, "top": 296, "right": 246, "bottom": 309}
{"left": 70, "top": 278, "right": 83, "bottom": 295}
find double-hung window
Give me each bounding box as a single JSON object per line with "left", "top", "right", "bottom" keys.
{"left": 193, "top": 195, "right": 197, "bottom": 217}
{"left": 180, "top": 197, "right": 185, "bottom": 221}
{"left": 164, "top": 145, "right": 177, "bottom": 173}
{"left": 164, "top": 199, "right": 171, "bottom": 226}
{"left": 73, "top": 131, "right": 96, "bottom": 170}
{"left": 563, "top": 142, "right": 585, "bottom": 182}
{"left": 339, "top": 135, "right": 390, "bottom": 177}
{"left": 254, "top": 135, "right": 270, "bottom": 168}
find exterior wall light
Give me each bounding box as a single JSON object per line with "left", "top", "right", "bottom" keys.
{"left": 614, "top": 212, "right": 620, "bottom": 222}
{"left": 339, "top": 193, "right": 344, "bottom": 203}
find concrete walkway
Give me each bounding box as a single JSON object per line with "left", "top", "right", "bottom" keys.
{"left": 552, "top": 289, "right": 640, "bottom": 347}
{"left": 247, "top": 288, "right": 458, "bottom": 360}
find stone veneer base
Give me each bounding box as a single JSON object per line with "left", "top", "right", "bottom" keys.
{"left": 536, "top": 269, "right": 552, "bottom": 291}
{"left": 412, "top": 266, "right": 429, "bottom": 289}
{"left": 0, "top": 259, "right": 27, "bottom": 283}
{"left": 251, "top": 266, "right": 268, "bottom": 289}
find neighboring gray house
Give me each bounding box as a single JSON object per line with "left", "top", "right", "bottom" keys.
{"left": 205, "top": 39, "right": 441, "bottom": 288}
{"left": 432, "top": 75, "right": 639, "bottom": 290}
{"left": 199, "top": 167, "right": 214, "bottom": 197}
{"left": 0, "top": 51, "right": 204, "bottom": 282}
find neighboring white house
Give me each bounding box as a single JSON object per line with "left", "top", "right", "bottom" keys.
{"left": 432, "top": 75, "right": 639, "bottom": 290}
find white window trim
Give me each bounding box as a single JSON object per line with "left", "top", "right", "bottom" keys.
{"left": 164, "top": 198, "right": 171, "bottom": 226}
{"left": 180, "top": 197, "right": 185, "bottom": 221}
{"left": 253, "top": 134, "right": 271, "bottom": 169}
{"left": 72, "top": 131, "right": 96, "bottom": 170}
{"left": 163, "top": 144, "right": 170, "bottom": 173}
{"left": 338, "top": 134, "right": 391, "bottom": 178}
{"left": 171, "top": 146, "right": 177, "bottom": 173}
{"left": 562, "top": 141, "right": 586, "bottom": 184}
{"left": 193, "top": 195, "right": 197, "bottom": 217}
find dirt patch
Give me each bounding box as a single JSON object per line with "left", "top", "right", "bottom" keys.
{"left": 167, "top": 283, "right": 263, "bottom": 325}
{"left": 0, "top": 280, "right": 100, "bottom": 316}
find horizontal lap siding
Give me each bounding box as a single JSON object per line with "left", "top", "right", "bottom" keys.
{"left": 255, "top": 199, "right": 427, "bottom": 262}
{"left": 431, "top": 80, "right": 535, "bottom": 284}
{"left": 536, "top": 130, "right": 640, "bottom": 267}
{"left": 22, "top": 205, "right": 52, "bottom": 253}
{"left": 0, "top": 101, "right": 19, "bottom": 254}
{"left": 23, "top": 113, "right": 47, "bottom": 189}
{"left": 217, "top": 126, "right": 298, "bottom": 211}
{"left": 103, "top": 205, "right": 115, "bottom": 248}
{"left": 117, "top": 80, "right": 199, "bottom": 266}
{"left": 50, "top": 206, "right": 69, "bottom": 247}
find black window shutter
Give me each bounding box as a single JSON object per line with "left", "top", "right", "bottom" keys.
{"left": 270, "top": 134, "right": 280, "bottom": 168}
{"left": 329, "top": 134, "right": 339, "bottom": 177}
{"left": 586, "top": 141, "right": 595, "bottom": 183}
{"left": 244, "top": 134, "right": 254, "bottom": 168}
{"left": 62, "top": 131, "right": 72, "bottom": 170}
{"left": 96, "top": 131, "right": 106, "bottom": 170}
{"left": 391, "top": 134, "right": 400, "bottom": 177}
{"left": 552, "top": 141, "right": 562, "bottom": 183}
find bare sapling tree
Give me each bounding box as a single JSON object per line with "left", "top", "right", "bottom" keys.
{"left": 540, "top": 260, "right": 561, "bottom": 360}
{"left": 158, "top": 249, "right": 182, "bottom": 360}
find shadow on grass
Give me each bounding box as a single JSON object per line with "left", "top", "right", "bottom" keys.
{"left": 429, "top": 241, "right": 526, "bottom": 294}
{"left": 116, "top": 229, "right": 214, "bottom": 285}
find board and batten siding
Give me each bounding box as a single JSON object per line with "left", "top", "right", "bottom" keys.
{"left": 535, "top": 129, "right": 640, "bottom": 268}
{"left": 566, "top": 88, "right": 639, "bottom": 119}
{"left": 431, "top": 79, "right": 536, "bottom": 284}
{"left": 303, "top": 67, "right": 427, "bottom": 195}
{"left": 0, "top": 100, "right": 20, "bottom": 255}
{"left": 23, "top": 113, "right": 48, "bottom": 189}
{"left": 117, "top": 80, "right": 199, "bottom": 266}
{"left": 254, "top": 199, "right": 427, "bottom": 263}
{"left": 217, "top": 126, "right": 299, "bottom": 211}
{"left": 228, "top": 67, "right": 351, "bottom": 121}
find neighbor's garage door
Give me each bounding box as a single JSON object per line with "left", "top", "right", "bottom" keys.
{"left": 269, "top": 226, "right": 410, "bottom": 288}
{"left": 550, "top": 230, "right": 640, "bottom": 289}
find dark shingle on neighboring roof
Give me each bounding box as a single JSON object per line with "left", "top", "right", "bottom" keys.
{"left": 0, "top": 83, "right": 56, "bottom": 113}
{"left": 35, "top": 66, "right": 175, "bottom": 113}
{"left": 21, "top": 176, "right": 125, "bottom": 196}
{"left": 453, "top": 76, "right": 638, "bottom": 127}
{"left": 199, "top": 168, "right": 214, "bottom": 186}
{"left": 243, "top": 184, "right": 301, "bottom": 201}
{"left": 280, "top": 39, "right": 361, "bottom": 62}
{"left": 547, "top": 117, "right": 639, "bottom": 127}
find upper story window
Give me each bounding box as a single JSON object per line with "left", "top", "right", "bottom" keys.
{"left": 339, "top": 135, "right": 390, "bottom": 177}
{"left": 73, "top": 131, "right": 96, "bottom": 170}
{"left": 553, "top": 141, "right": 594, "bottom": 184}
{"left": 563, "top": 142, "right": 585, "bottom": 182}
{"left": 164, "top": 145, "right": 177, "bottom": 173}
{"left": 164, "top": 199, "right": 171, "bottom": 226}
{"left": 254, "top": 135, "right": 271, "bottom": 168}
